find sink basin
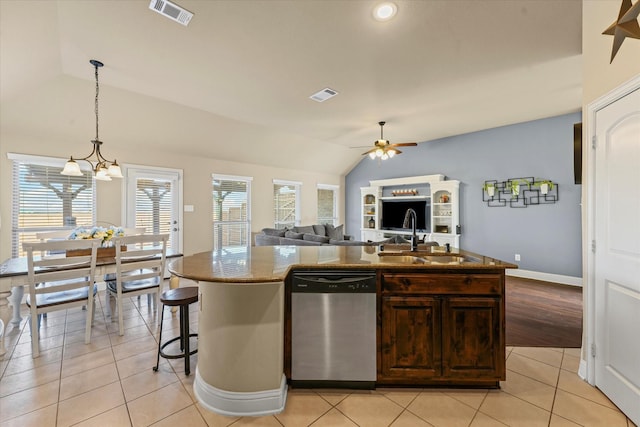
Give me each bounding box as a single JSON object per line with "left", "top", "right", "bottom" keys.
{"left": 378, "top": 251, "right": 482, "bottom": 265}
{"left": 421, "top": 255, "right": 465, "bottom": 264}
{"left": 377, "top": 255, "right": 427, "bottom": 264}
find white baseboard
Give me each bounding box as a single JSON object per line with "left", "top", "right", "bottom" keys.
{"left": 194, "top": 368, "right": 287, "bottom": 417}
{"left": 506, "top": 269, "right": 583, "bottom": 287}
{"left": 578, "top": 358, "right": 588, "bottom": 380}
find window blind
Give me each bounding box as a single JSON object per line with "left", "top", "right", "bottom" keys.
{"left": 11, "top": 158, "right": 95, "bottom": 257}
{"left": 213, "top": 175, "right": 251, "bottom": 249}
{"left": 135, "top": 177, "right": 174, "bottom": 249}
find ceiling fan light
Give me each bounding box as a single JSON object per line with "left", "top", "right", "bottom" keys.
{"left": 381, "top": 152, "right": 389, "bottom": 160}
{"left": 375, "top": 148, "right": 384, "bottom": 157}
{"left": 61, "top": 158, "right": 83, "bottom": 176}
{"left": 369, "top": 152, "right": 376, "bottom": 160}
{"left": 373, "top": 2, "right": 397, "bottom": 21}
{"left": 388, "top": 149, "right": 396, "bottom": 158}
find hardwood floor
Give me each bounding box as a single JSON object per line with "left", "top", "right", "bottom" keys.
{"left": 505, "top": 276, "right": 583, "bottom": 348}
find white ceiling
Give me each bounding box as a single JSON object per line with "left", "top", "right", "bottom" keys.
{"left": 0, "top": 0, "right": 582, "bottom": 176}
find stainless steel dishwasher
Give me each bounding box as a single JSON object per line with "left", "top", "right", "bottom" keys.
{"left": 291, "top": 270, "right": 377, "bottom": 388}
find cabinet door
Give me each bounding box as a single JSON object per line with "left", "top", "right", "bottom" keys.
{"left": 381, "top": 296, "right": 441, "bottom": 380}
{"left": 442, "top": 297, "right": 504, "bottom": 380}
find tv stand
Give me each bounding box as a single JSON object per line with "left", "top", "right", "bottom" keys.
{"left": 360, "top": 175, "right": 460, "bottom": 247}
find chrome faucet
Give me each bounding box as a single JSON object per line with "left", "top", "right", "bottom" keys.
{"left": 402, "top": 208, "right": 419, "bottom": 252}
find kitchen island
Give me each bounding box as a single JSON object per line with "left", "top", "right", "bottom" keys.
{"left": 168, "top": 245, "right": 516, "bottom": 416}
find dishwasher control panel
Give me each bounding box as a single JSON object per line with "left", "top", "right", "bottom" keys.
{"left": 292, "top": 271, "right": 376, "bottom": 293}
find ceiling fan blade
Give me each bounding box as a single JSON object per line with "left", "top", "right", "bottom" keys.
{"left": 392, "top": 148, "right": 403, "bottom": 155}
{"left": 362, "top": 147, "right": 378, "bottom": 155}
{"left": 390, "top": 142, "right": 417, "bottom": 147}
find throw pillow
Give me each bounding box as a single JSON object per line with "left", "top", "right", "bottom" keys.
{"left": 262, "top": 228, "right": 285, "bottom": 237}
{"left": 284, "top": 231, "right": 304, "bottom": 239}
{"left": 312, "top": 224, "right": 326, "bottom": 236}
{"left": 326, "top": 224, "right": 344, "bottom": 241}
{"left": 302, "top": 233, "right": 330, "bottom": 244}
{"left": 293, "top": 225, "right": 315, "bottom": 235}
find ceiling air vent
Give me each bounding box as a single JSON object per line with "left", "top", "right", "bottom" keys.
{"left": 149, "top": 0, "right": 193, "bottom": 26}
{"left": 310, "top": 87, "right": 339, "bottom": 103}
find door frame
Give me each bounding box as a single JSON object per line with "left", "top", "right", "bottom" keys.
{"left": 583, "top": 74, "right": 640, "bottom": 384}
{"left": 120, "top": 163, "right": 184, "bottom": 254}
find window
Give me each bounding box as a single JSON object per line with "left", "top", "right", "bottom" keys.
{"left": 9, "top": 153, "right": 96, "bottom": 257}
{"left": 273, "top": 180, "right": 301, "bottom": 229}
{"left": 317, "top": 184, "right": 338, "bottom": 225}
{"left": 213, "top": 174, "right": 252, "bottom": 250}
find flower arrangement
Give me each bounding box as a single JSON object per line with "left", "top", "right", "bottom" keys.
{"left": 69, "top": 226, "right": 125, "bottom": 247}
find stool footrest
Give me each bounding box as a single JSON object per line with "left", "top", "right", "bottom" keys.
{"left": 159, "top": 334, "right": 198, "bottom": 359}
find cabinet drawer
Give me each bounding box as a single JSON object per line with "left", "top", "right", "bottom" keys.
{"left": 382, "top": 273, "right": 502, "bottom": 295}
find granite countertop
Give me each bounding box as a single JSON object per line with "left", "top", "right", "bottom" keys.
{"left": 168, "top": 245, "right": 517, "bottom": 283}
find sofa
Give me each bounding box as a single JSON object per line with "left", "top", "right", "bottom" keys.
{"left": 255, "top": 224, "right": 372, "bottom": 246}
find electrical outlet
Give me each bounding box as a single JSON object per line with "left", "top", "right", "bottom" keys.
{"left": 515, "top": 254, "right": 521, "bottom": 261}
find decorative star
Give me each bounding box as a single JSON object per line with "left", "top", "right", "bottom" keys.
{"left": 602, "top": 0, "right": 640, "bottom": 63}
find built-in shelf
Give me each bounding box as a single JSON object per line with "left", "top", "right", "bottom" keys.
{"left": 379, "top": 195, "right": 430, "bottom": 201}
{"left": 361, "top": 175, "right": 460, "bottom": 247}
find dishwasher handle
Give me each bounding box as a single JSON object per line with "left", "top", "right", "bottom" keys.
{"left": 292, "top": 272, "right": 376, "bottom": 293}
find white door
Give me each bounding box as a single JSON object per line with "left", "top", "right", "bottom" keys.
{"left": 124, "top": 166, "right": 183, "bottom": 254}
{"left": 594, "top": 86, "right": 640, "bottom": 424}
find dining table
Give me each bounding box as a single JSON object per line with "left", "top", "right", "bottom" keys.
{"left": 0, "top": 251, "right": 183, "bottom": 357}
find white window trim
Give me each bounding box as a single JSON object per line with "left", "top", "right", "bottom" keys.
{"left": 7, "top": 152, "right": 92, "bottom": 171}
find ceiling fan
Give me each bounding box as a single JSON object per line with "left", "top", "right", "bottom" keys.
{"left": 362, "top": 121, "right": 417, "bottom": 160}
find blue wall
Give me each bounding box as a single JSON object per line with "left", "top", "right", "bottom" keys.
{"left": 346, "top": 112, "right": 582, "bottom": 278}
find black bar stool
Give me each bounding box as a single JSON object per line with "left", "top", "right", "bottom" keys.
{"left": 153, "top": 287, "right": 199, "bottom": 376}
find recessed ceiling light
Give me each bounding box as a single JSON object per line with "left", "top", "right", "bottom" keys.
{"left": 373, "top": 2, "right": 397, "bottom": 21}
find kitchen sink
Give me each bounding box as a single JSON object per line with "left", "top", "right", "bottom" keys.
{"left": 377, "top": 255, "right": 427, "bottom": 264}
{"left": 378, "top": 251, "right": 482, "bottom": 265}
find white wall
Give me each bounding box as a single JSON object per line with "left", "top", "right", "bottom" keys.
{"left": 0, "top": 132, "right": 344, "bottom": 259}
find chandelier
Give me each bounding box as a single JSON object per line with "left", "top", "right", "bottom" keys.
{"left": 61, "top": 60, "right": 123, "bottom": 181}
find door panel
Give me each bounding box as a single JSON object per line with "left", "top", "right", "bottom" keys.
{"left": 124, "top": 167, "right": 182, "bottom": 253}
{"left": 380, "top": 296, "right": 441, "bottom": 379}
{"left": 594, "top": 86, "right": 640, "bottom": 424}
{"left": 442, "top": 297, "right": 503, "bottom": 379}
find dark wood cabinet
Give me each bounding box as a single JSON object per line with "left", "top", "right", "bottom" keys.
{"left": 381, "top": 296, "right": 441, "bottom": 379}
{"left": 379, "top": 271, "right": 505, "bottom": 387}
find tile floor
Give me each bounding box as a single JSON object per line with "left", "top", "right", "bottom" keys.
{"left": 0, "top": 280, "right": 636, "bottom": 427}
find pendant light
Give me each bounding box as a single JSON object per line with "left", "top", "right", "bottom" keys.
{"left": 61, "top": 59, "right": 122, "bottom": 181}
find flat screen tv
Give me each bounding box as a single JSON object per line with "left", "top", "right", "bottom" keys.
{"left": 381, "top": 200, "right": 430, "bottom": 232}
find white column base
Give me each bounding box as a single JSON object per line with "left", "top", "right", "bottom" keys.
{"left": 194, "top": 367, "right": 288, "bottom": 417}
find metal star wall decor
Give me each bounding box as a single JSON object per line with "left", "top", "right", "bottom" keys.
{"left": 602, "top": 0, "right": 640, "bottom": 63}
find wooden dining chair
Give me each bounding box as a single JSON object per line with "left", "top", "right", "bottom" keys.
{"left": 104, "top": 234, "right": 168, "bottom": 336}
{"left": 23, "top": 239, "right": 100, "bottom": 358}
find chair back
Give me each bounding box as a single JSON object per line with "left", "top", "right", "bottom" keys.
{"left": 122, "top": 227, "right": 146, "bottom": 236}
{"left": 23, "top": 239, "right": 100, "bottom": 309}
{"left": 112, "top": 234, "right": 169, "bottom": 288}
{"left": 35, "top": 230, "right": 73, "bottom": 242}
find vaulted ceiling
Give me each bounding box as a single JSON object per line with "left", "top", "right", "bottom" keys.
{"left": 0, "top": 0, "right": 582, "bottom": 175}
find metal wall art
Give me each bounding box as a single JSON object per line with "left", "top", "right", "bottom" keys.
{"left": 482, "top": 177, "right": 558, "bottom": 208}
